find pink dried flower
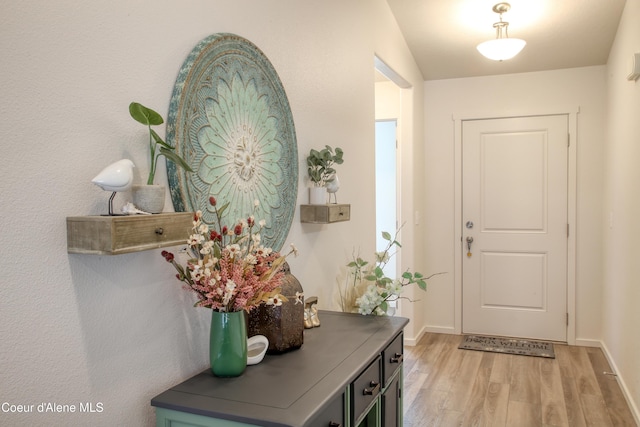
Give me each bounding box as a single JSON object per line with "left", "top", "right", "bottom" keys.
{"left": 160, "top": 195, "right": 296, "bottom": 313}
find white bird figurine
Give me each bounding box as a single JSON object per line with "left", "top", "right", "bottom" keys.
{"left": 326, "top": 173, "right": 340, "bottom": 204}
{"left": 92, "top": 159, "right": 135, "bottom": 215}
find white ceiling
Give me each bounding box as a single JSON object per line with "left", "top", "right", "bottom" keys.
{"left": 385, "top": 0, "right": 626, "bottom": 81}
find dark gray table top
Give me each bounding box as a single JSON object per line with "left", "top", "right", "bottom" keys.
{"left": 151, "top": 310, "right": 408, "bottom": 427}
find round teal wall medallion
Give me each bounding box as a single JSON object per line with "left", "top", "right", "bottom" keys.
{"left": 166, "top": 33, "right": 298, "bottom": 251}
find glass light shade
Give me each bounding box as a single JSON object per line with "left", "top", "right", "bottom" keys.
{"left": 477, "top": 38, "right": 526, "bottom": 61}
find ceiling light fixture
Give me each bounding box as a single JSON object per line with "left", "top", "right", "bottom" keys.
{"left": 477, "top": 2, "right": 526, "bottom": 61}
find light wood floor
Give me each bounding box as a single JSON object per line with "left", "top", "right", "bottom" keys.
{"left": 403, "top": 333, "right": 637, "bottom": 427}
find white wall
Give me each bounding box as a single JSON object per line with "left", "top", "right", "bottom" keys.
{"left": 602, "top": 0, "right": 640, "bottom": 419}
{"left": 372, "top": 0, "right": 427, "bottom": 341}
{"left": 0, "top": 1, "right": 423, "bottom": 425}
{"left": 373, "top": 79, "right": 429, "bottom": 342}
{"left": 422, "top": 66, "right": 607, "bottom": 343}
{"left": 375, "top": 81, "right": 401, "bottom": 120}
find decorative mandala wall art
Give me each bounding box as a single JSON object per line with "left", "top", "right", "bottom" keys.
{"left": 166, "top": 33, "right": 298, "bottom": 251}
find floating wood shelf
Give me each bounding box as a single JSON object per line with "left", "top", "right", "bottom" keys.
{"left": 66, "top": 212, "right": 193, "bottom": 255}
{"left": 300, "top": 204, "right": 350, "bottom": 224}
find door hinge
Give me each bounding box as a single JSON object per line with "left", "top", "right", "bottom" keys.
{"left": 567, "top": 223, "right": 569, "bottom": 237}
{"left": 567, "top": 134, "right": 570, "bottom": 147}
{"left": 566, "top": 313, "right": 569, "bottom": 326}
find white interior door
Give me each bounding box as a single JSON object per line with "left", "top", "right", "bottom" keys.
{"left": 462, "top": 115, "right": 568, "bottom": 342}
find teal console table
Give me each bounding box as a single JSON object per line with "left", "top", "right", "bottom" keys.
{"left": 151, "top": 311, "right": 408, "bottom": 427}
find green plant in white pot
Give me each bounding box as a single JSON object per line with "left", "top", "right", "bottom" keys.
{"left": 306, "top": 145, "right": 344, "bottom": 204}
{"left": 129, "top": 102, "right": 193, "bottom": 213}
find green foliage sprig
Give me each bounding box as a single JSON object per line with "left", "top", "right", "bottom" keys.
{"left": 338, "top": 227, "right": 444, "bottom": 316}
{"left": 129, "top": 102, "right": 193, "bottom": 185}
{"left": 306, "top": 145, "right": 344, "bottom": 187}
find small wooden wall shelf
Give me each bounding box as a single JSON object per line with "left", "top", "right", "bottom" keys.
{"left": 300, "top": 204, "right": 350, "bottom": 224}
{"left": 66, "top": 212, "right": 193, "bottom": 255}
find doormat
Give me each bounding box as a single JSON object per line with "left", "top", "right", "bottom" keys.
{"left": 458, "top": 335, "right": 555, "bottom": 358}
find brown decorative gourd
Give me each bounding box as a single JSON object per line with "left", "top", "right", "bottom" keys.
{"left": 248, "top": 262, "right": 304, "bottom": 354}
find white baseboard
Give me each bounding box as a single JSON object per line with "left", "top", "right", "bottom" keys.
{"left": 599, "top": 340, "right": 640, "bottom": 426}
{"left": 574, "top": 338, "right": 601, "bottom": 348}
{"left": 404, "top": 325, "right": 456, "bottom": 347}
{"left": 424, "top": 325, "right": 457, "bottom": 334}
{"left": 403, "top": 327, "right": 423, "bottom": 347}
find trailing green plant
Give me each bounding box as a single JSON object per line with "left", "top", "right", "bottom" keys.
{"left": 335, "top": 227, "right": 444, "bottom": 316}
{"left": 129, "top": 102, "right": 193, "bottom": 185}
{"left": 306, "top": 145, "right": 344, "bottom": 187}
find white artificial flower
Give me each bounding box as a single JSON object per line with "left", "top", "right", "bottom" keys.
{"left": 222, "top": 280, "right": 237, "bottom": 306}
{"left": 190, "top": 264, "right": 203, "bottom": 282}
{"left": 356, "top": 283, "right": 386, "bottom": 315}
{"left": 387, "top": 280, "right": 403, "bottom": 295}
{"left": 375, "top": 251, "right": 390, "bottom": 264}
{"left": 227, "top": 244, "right": 241, "bottom": 255}
{"left": 256, "top": 246, "right": 273, "bottom": 256}
{"left": 244, "top": 254, "right": 257, "bottom": 265}
{"left": 188, "top": 233, "right": 205, "bottom": 246}
{"left": 266, "top": 296, "right": 283, "bottom": 307}
{"left": 200, "top": 240, "right": 214, "bottom": 255}
{"left": 192, "top": 210, "right": 203, "bottom": 227}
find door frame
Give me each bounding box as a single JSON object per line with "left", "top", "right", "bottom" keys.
{"left": 453, "top": 107, "right": 578, "bottom": 345}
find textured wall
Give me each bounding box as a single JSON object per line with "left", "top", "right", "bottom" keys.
{"left": 602, "top": 0, "right": 640, "bottom": 420}
{"left": 0, "top": 1, "right": 423, "bottom": 425}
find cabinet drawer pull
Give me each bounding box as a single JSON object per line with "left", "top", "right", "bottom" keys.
{"left": 390, "top": 353, "right": 403, "bottom": 364}
{"left": 363, "top": 381, "right": 380, "bottom": 396}
{"left": 155, "top": 227, "right": 164, "bottom": 235}
{"left": 328, "top": 422, "right": 341, "bottom": 427}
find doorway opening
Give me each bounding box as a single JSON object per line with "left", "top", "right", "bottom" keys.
{"left": 375, "top": 119, "right": 398, "bottom": 281}
{"left": 374, "top": 55, "right": 410, "bottom": 315}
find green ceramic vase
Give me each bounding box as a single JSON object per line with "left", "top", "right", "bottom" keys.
{"left": 210, "top": 310, "right": 247, "bottom": 377}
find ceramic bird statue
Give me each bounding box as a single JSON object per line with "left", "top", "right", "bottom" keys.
{"left": 326, "top": 173, "right": 340, "bottom": 204}
{"left": 92, "top": 159, "right": 135, "bottom": 215}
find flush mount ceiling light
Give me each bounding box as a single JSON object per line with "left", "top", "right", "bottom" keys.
{"left": 477, "top": 2, "right": 526, "bottom": 61}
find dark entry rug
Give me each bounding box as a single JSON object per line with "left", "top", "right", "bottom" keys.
{"left": 459, "top": 335, "right": 555, "bottom": 358}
